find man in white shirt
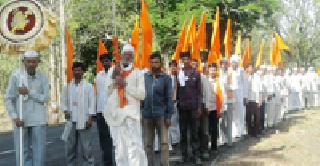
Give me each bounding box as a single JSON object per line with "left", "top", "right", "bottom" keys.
{"left": 244, "top": 64, "right": 260, "bottom": 137}
{"left": 61, "top": 62, "right": 95, "bottom": 166}
{"left": 104, "top": 44, "right": 147, "bottom": 166}
{"left": 229, "top": 54, "right": 245, "bottom": 138}
{"left": 307, "top": 67, "right": 318, "bottom": 108}
{"left": 168, "top": 60, "right": 180, "bottom": 149}
{"left": 257, "top": 65, "right": 267, "bottom": 133}
{"left": 220, "top": 58, "right": 234, "bottom": 146}
{"left": 95, "top": 53, "right": 114, "bottom": 165}
{"left": 288, "top": 68, "right": 301, "bottom": 111}
{"left": 206, "top": 63, "right": 222, "bottom": 154}
{"left": 218, "top": 58, "right": 229, "bottom": 145}
{"left": 265, "top": 66, "right": 276, "bottom": 127}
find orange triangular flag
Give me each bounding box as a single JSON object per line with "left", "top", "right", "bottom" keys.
{"left": 198, "top": 12, "right": 207, "bottom": 51}
{"left": 216, "top": 78, "right": 223, "bottom": 116}
{"left": 173, "top": 21, "right": 186, "bottom": 62}
{"left": 183, "top": 15, "right": 196, "bottom": 52}
{"left": 224, "top": 18, "right": 232, "bottom": 59}
{"left": 140, "top": 0, "right": 153, "bottom": 69}
{"left": 66, "top": 29, "right": 73, "bottom": 83}
{"left": 275, "top": 33, "right": 289, "bottom": 50}
{"left": 255, "top": 40, "right": 264, "bottom": 68}
{"left": 96, "top": 38, "right": 108, "bottom": 73}
{"left": 272, "top": 33, "right": 289, "bottom": 66}
{"left": 242, "top": 39, "right": 251, "bottom": 67}
{"left": 208, "top": 7, "right": 220, "bottom": 64}
{"left": 235, "top": 31, "right": 242, "bottom": 55}
{"left": 131, "top": 19, "right": 140, "bottom": 68}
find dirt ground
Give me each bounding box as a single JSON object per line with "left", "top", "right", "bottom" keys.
{"left": 213, "top": 109, "right": 320, "bottom": 166}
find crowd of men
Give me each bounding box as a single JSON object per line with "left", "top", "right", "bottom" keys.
{"left": 4, "top": 44, "right": 320, "bottom": 166}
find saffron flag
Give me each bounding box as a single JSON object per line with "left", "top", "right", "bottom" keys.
{"left": 183, "top": 15, "right": 196, "bottom": 52}
{"left": 216, "top": 78, "right": 223, "bottom": 116}
{"left": 66, "top": 29, "right": 73, "bottom": 83}
{"left": 270, "top": 33, "right": 289, "bottom": 66}
{"left": 255, "top": 40, "right": 264, "bottom": 68}
{"left": 224, "top": 18, "right": 232, "bottom": 59}
{"left": 173, "top": 21, "right": 186, "bottom": 62}
{"left": 235, "top": 31, "right": 241, "bottom": 55}
{"left": 140, "top": 0, "right": 153, "bottom": 69}
{"left": 208, "top": 7, "right": 220, "bottom": 64}
{"left": 198, "top": 12, "right": 207, "bottom": 51}
{"left": 242, "top": 39, "right": 251, "bottom": 67}
{"left": 96, "top": 38, "right": 108, "bottom": 73}
{"left": 131, "top": 19, "right": 140, "bottom": 68}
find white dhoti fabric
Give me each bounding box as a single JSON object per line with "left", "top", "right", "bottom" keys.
{"left": 169, "top": 103, "right": 180, "bottom": 145}
{"left": 110, "top": 118, "right": 147, "bottom": 166}
{"left": 266, "top": 98, "right": 276, "bottom": 127}
{"left": 232, "top": 99, "right": 244, "bottom": 138}
{"left": 288, "top": 92, "right": 301, "bottom": 110}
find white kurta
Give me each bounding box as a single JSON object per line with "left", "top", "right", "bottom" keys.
{"left": 169, "top": 75, "right": 180, "bottom": 145}
{"left": 230, "top": 68, "right": 245, "bottom": 138}
{"left": 246, "top": 73, "right": 260, "bottom": 103}
{"left": 96, "top": 71, "right": 108, "bottom": 114}
{"left": 274, "top": 75, "right": 283, "bottom": 123}
{"left": 104, "top": 64, "right": 147, "bottom": 166}
{"left": 265, "top": 73, "right": 276, "bottom": 127}
{"left": 288, "top": 74, "right": 302, "bottom": 110}
{"left": 61, "top": 80, "right": 95, "bottom": 130}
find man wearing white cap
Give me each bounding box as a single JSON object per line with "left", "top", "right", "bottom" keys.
{"left": 5, "top": 51, "right": 49, "bottom": 166}
{"left": 104, "top": 44, "right": 147, "bottom": 166}
{"left": 229, "top": 54, "right": 246, "bottom": 138}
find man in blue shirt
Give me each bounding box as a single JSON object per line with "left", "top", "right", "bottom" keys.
{"left": 5, "top": 51, "right": 49, "bottom": 166}
{"left": 143, "top": 52, "right": 173, "bottom": 166}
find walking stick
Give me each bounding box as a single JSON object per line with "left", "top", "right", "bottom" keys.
{"left": 18, "top": 56, "right": 24, "bottom": 166}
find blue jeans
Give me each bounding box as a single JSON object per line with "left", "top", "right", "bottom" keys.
{"left": 14, "top": 126, "right": 46, "bottom": 166}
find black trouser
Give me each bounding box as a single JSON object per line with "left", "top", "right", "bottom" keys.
{"left": 260, "top": 102, "right": 265, "bottom": 132}
{"left": 208, "top": 110, "right": 219, "bottom": 151}
{"left": 246, "top": 102, "right": 260, "bottom": 137}
{"left": 179, "top": 109, "right": 200, "bottom": 159}
{"left": 96, "top": 113, "right": 114, "bottom": 166}
{"left": 199, "top": 104, "right": 209, "bottom": 154}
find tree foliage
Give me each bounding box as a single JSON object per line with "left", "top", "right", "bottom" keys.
{"left": 65, "top": 0, "right": 280, "bottom": 73}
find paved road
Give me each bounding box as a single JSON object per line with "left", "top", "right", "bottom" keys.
{"left": 2, "top": 109, "right": 308, "bottom": 166}
{"left": 0, "top": 122, "right": 217, "bottom": 166}
{"left": 0, "top": 123, "right": 103, "bottom": 166}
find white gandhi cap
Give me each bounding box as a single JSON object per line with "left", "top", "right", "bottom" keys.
{"left": 121, "top": 44, "right": 134, "bottom": 54}
{"left": 23, "top": 51, "right": 39, "bottom": 58}
{"left": 230, "top": 54, "right": 240, "bottom": 63}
